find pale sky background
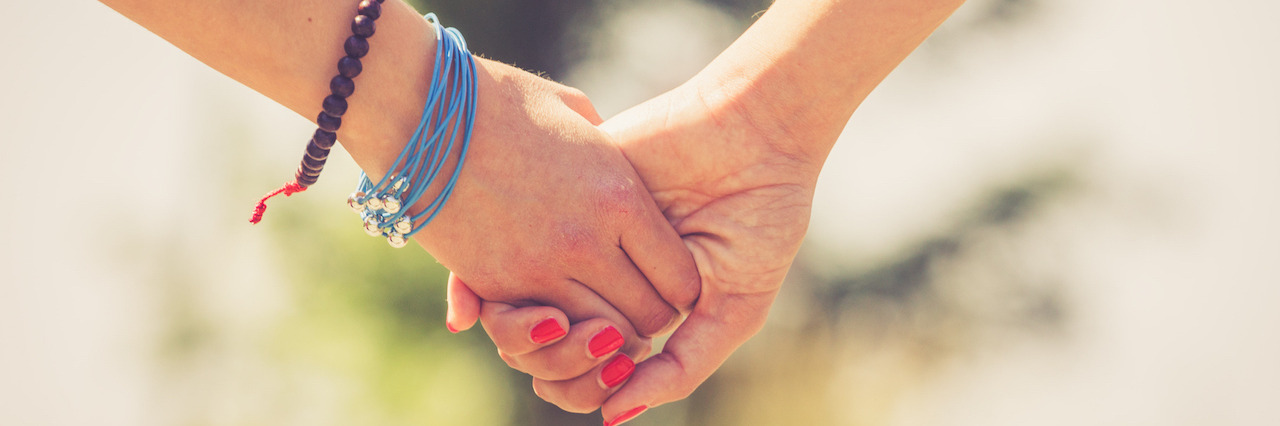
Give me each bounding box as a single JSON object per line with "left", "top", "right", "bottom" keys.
{"left": 2, "top": 0, "right": 1278, "bottom": 425}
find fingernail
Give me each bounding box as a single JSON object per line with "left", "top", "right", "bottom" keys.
{"left": 446, "top": 323, "right": 459, "bottom": 334}
{"left": 529, "top": 318, "right": 566, "bottom": 344}
{"left": 604, "top": 405, "right": 648, "bottom": 426}
{"left": 588, "top": 326, "right": 624, "bottom": 358}
{"left": 600, "top": 354, "right": 635, "bottom": 388}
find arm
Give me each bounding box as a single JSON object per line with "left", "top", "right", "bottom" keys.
{"left": 693, "top": 0, "right": 965, "bottom": 167}
{"left": 99, "top": 0, "right": 701, "bottom": 355}
{"left": 98, "top": 0, "right": 435, "bottom": 166}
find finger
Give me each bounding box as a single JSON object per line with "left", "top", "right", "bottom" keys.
{"left": 532, "top": 353, "right": 636, "bottom": 414}
{"left": 573, "top": 248, "right": 680, "bottom": 337}
{"left": 617, "top": 193, "right": 702, "bottom": 314}
{"left": 446, "top": 272, "right": 481, "bottom": 333}
{"left": 490, "top": 317, "right": 626, "bottom": 381}
{"left": 478, "top": 302, "right": 569, "bottom": 357}
{"left": 527, "top": 280, "right": 655, "bottom": 362}
{"left": 599, "top": 291, "right": 778, "bottom": 426}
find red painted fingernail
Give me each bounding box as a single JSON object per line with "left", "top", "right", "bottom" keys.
{"left": 604, "top": 405, "right": 648, "bottom": 426}
{"left": 529, "top": 318, "right": 566, "bottom": 344}
{"left": 600, "top": 354, "right": 635, "bottom": 388}
{"left": 588, "top": 326, "right": 624, "bottom": 358}
{"left": 446, "top": 323, "right": 459, "bottom": 334}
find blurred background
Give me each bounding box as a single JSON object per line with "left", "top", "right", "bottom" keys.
{"left": 3, "top": 0, "right": 1278, "bottom": 425}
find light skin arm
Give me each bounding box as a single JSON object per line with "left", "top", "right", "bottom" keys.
{"left": 447, "top": 0, "right": 967, "bottom": 423}
{"left": 98, "top": 0, "right": 702, "bottom": 359}
{"left": 693, "top": 0, "right": 966, "bottom": 164}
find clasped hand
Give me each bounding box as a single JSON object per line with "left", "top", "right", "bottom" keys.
{"left": 422, "top": 58, "right": 820, "bottom": 424}
{"left": 98, "top": 0, "right": 960, "bottom": 422}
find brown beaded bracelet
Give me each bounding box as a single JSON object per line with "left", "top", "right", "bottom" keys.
{"left": 250, "top": 0, "right": 386, "bottom": 224}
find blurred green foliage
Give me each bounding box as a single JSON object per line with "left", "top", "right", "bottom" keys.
{"left": 262, "top": 202, "right": 528, "bottom": 425}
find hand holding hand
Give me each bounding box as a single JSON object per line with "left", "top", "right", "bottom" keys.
{"left": 415, "top": 59, "right": 702, "bottom": 360}
{"left": 448, "top": 77, "right": 822, "bottom": 421}
{"left": 446, "top": 0, "right": 965, "bottom": 420}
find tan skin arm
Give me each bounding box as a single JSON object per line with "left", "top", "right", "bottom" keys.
{"left": 99, "top": 0, "right": 432, "bottom": 165}
{"left": 99, "top": 0, "right": 703, "bottom": 366}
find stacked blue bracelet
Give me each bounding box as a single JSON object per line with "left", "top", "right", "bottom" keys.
{"left": 346, "top": 13, "right": 477, "bottom": 248}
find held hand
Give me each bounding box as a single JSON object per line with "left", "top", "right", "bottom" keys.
{"left": 447, "top": 78, "right": 822, "bottom": 422}
{"left": 447, "top": 273, "right": 640, "bottom": 413}
{"left": 443, "top": 0, "right": 964, "bottom": 419}
{"left": 411, "top": 59, "right": 700, "bottom": 359}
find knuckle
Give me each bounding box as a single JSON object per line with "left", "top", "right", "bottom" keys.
{"left": 634, "top": 303, "right": 681, "bottom": 338}
{"left": 649, "top": 353, "right": 703, "bottom": 402}
{"left": 532, "top": 380, "right": 605, "bottom": 413}
{"left": 624, "top": 338, "right": 653, "bottom": 362}
{"left": 591, "top": 177, "right": 644, "bottom": 220}
{"left": 531, "top": 379, "right": 550, "bottom": 401}
{"left": 533, "top": 360, "right": 586, "bottom": 382}
{"left": 564, "top": 394, "right": 607, "bottom": 413}
{"left": 551, "top": 222, "right": 595, "bottom": 262}
{"left": 559, "top": 402, "right": 602, "bottom": 414}
{"left": 668, "top": 265, "right": 702, "bottom": 312}
{"left": 540, "top": 370, "right": 577, "bottom": 382}
{"left": 499, "top": 351, "right": 522, "bottom": 371}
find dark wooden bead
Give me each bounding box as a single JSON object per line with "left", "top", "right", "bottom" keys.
{"left": 298, "top": 160, "right": 324, "bottom": 177}
{"left": 330, "top": 75, "right": 355, "bottom": 97}
{"left": 352, "top": 15, "right": 376, "bottom": 38}
{"left": 322, "top": 95, "right": 348, "bottom": 116}
{"left": 337, "top": 56, "right": 362, "bottom": 78}
{"left": 312, "top": 129, "right": 337, "bottom": 149}
{"left": 295, "top": 167, "right": 319, "bottom": 186}
{"left": 305, "top": 142, "right": 330, "bottom": 162}
{"left": 302, "top": 153, "right": 328, "bottom": 171}
{"left": 317, "top": 112, "right": 342, "bottom": 132}
{"left": 358, "top": 0, "right": 382, "bottom": 20}
{"left": 344, "top": 36, "right": 369, "bottom": 58}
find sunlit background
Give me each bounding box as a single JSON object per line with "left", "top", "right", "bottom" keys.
{"left": 4, "top": 0, "right": 1278, "bottom": 425}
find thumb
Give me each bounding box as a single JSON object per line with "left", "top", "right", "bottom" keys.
{"left": 599, "top": 290, "right": 779, "bottom": 425}
{"left": 445, "top": 271, "right": 482, "bottom": 333}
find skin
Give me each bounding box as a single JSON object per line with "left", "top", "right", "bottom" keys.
{"left": 446, "top": 0, "right": 968, "bottom": 423}
{"left": 98, "top": 0, "right": 702, "bottom": 361}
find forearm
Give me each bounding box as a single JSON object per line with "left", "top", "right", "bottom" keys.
{"left": 99, "top": 0, "right": 438, "bottom": 177}
{"left": 696, "top": 0, "right": 965, "bottom": 163}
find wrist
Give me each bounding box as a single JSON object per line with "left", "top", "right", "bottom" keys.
{"left": 685, "top": 68, "right": 831, "bottom": 177}
{"left": 337, "top": 3, "right": 441, "bottom": 178}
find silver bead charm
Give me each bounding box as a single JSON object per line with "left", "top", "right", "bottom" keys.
{"left": 366, "top": 197, "right": 384, "bottom": 211}
{"left": 387, "top": 233, "right": 407, "bottom": 248}
{"left": 363, "top": 217, "right": 383, "bottom": 237}
{"left": 347, "top": 192, "right": 366, "bottom": 213}
{"left": 393, "top": 217, "right": 413, "bottom": 234}
{"left": 383, "top": 196, "right": 402, "bottom": 214}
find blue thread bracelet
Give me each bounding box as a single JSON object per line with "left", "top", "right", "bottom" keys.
{"left": 346, "top": 13, "right": 477, "bottom": 248}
